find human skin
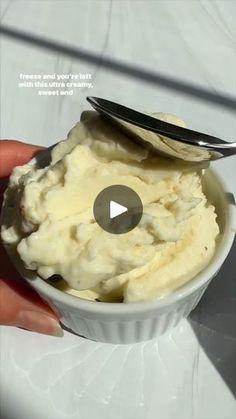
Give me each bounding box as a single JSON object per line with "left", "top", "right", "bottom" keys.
{"left": 0, "top": 140, "right": 63, "bottom": 337}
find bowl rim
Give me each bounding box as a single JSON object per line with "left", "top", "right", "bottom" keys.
{"left": 2, "top": 167, "right": 236, "bottom": 315}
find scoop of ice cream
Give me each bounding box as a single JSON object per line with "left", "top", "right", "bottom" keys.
{"left": 1, "top": 111, "right": 219, "bottom": 302}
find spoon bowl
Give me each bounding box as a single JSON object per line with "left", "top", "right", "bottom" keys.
{"left": 87, "top": 96, "right": 236, "bottom": 162}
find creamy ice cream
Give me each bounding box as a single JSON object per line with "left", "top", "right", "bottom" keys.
{"left": 1, "top": 111, "right": 219, "bottom": 302}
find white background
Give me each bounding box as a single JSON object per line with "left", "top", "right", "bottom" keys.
{"left": 0, "top": 1, "right": 236, "bottom": 419}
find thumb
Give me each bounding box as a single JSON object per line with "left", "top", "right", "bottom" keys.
{"left": 0, "top": 140, "right": 44, "bottom": 177}
{"left": 0, "top": 279, "right": 63, "bottom": 337}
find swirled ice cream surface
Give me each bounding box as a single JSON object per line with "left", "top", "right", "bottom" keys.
{"left": 1, "top": 111, "right": 219, "bottom": 302}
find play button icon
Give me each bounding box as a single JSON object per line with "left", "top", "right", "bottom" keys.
{"left": 110, "top": 201, "right": 127, "bottom": 219}
{"left": 93, "top": 185, "right": 143, "bottom": 234}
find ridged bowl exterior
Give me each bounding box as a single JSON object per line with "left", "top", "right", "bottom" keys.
{"left": 38, "top": 284, "right": 209, "bottom": 344}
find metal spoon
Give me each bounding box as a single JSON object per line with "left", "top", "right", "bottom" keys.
{"left": 87, "top": 96, "right": 236, "bottom": 162}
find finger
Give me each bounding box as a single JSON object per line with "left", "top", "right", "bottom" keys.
{"left": 0, "top": 279, "right": 63, "bottom": 337}
{"left": 0, "top": 140, "right": 44, "bottom": 177}
{"left": 0, "top": 141, "right": 62, "bottom": 337}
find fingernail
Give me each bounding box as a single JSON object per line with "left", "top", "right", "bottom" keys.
{"left": 16, "top": 311, "right": 64, "bottom": 337}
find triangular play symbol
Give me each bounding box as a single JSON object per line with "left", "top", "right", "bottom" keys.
{"left": 110, "top": 200, "right": 128, "bottom": 219}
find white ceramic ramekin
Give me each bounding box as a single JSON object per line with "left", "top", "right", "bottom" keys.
{"left": 2, "top": 168, "right": 235, "bottom": 344}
